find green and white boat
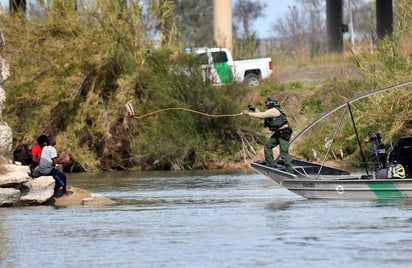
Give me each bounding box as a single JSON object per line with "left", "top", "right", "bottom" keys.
{"left": 251, "top": 82, "right": 412, "bottom": 200}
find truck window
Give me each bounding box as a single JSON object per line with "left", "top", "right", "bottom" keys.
{"left": 211, "top": 51, "right": 228, "bottom": 64}
{"left": 196, "top": 53, "right": 209, "bottom": 65}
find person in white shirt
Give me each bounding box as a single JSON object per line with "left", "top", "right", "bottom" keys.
{"left": 39, "top": 136, "right": 72, "bottom": 195}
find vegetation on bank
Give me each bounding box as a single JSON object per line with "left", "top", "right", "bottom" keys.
{"left": 1, "top": 1, "right": 411, "bottom": 171}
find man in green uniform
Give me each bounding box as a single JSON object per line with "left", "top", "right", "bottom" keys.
{"left": 243, "top": 97, "right": 293, "bottom": 173}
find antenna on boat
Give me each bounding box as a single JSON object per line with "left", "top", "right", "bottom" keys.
{"left": 347, "top": 102, "right": 369, "bottom": 176}
{"left": 317, "top": 104, "right": 348, "bottom": 178}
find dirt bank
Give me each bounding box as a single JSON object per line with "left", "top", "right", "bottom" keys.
{"left": 276, "top": 62, "right": 363, "bottom": 85}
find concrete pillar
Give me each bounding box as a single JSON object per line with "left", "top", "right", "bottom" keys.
{"left": 213, "top": 0, "right": 232, "bottom": 51}
{"left": 326, "top": 0, "right": 343, "bottom": 53}
{"left": 376, "top": 0, "right": 393, "bottom": 39}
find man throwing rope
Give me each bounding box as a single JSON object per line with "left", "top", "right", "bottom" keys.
{"left": 242, "top": 97, "right": 293, "bottom": 173}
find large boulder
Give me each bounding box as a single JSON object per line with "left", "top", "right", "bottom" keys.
{"left": 0, "top": 170, "right": 30, "bottom": 187}
{"left": 0, "top": 187, "right": 20, "bottom": 206}
{"left": 48, "top": 187, "right": 115, "bottom": 207}
{"left": 0, "top": 121, "right": 12, "bottom": 157}
{"left": 0, "top": 165, "right": 31, "bottom": 206}
{"left": 19, "top": 176, "right": 55, "bottom": 205}
{"left": 2, "top": 164, "right": 30, "bottom": 173}
{"left": 0, "top": 164, "right": 114, "bottom": 207}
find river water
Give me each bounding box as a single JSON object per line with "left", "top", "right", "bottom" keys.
{"left": 1, "top": 169, "right": 412, "bottom": 268}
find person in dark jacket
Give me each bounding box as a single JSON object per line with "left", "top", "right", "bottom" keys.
{"left": 243, "top": 97, "right": 293, "bottom": 173}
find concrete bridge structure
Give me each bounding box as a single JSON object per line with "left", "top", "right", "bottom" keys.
{"left": 9, "top": 0, "right": 393, "bottom": 52}
{"left": 214, "top": 0, "right": 393, "bottom": 52}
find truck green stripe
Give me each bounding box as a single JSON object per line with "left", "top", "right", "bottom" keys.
{"left": 214, "top": 62, "right": 233, "bottom": 83}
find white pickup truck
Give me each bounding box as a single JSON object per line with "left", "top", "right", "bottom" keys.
{"left": 188, "top": 47, "right": 273, "bottom": 87}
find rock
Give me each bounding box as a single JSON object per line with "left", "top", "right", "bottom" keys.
{"left": 3, "top": 164, "right": 30, "bottom": 173}
{"left": 0, "top": 164, "right": 114, "bottom": 207}
{"left": 0, "top": 122, "right": 12, "bottom": 156}
{"left": 0, "top": 164, "right": 33, "bottom": 206}
{"left": 19, "top": 176, "right": 55, "bottom": 205}
{"left": 0, "top": 187, "right": 20, "bottom": 206}
{"left": 48, "top": 186, "right": 115, "bottom": 207}
{"left": 0, "top": 171, "right": 30, "bottom": 187}
{"left": 0, "top": 29, "right": 13, "bottom": 178}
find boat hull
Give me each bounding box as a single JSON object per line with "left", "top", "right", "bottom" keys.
{"left": 249, "top": 81, "right": 412, "bottom": 200}
{"left": 251, "top": 161, "right": 412, "bottom": 200}
{"left": 282, "top": 179, "right": 412, "bottom": 199}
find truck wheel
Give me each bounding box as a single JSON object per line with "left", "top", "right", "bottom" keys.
{"left": 244, "top": 73, "right": 260, "bottom": 87}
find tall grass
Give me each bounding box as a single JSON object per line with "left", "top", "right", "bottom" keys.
{"left": 0, "top": 0, "right": 410, "bottom": 171}
{"left": 1, "top": 1, "right": 257, "bottom": 170}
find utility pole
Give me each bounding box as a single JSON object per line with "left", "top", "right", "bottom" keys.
{"left": 348, "top": 0, "right": 355, "bottom": 47}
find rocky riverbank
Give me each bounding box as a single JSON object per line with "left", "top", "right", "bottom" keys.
{"left": 0, "top": 164, "right": 114, "bottom": 207}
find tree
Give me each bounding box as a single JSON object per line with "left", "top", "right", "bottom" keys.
{"left": 344, "top": 0, "right": 375, "bottom": 45}
{"left": 271, "top": 0, "right": 373, "bottom": 56}
{"left": 148, "top": 0, "right": 178, "bottom": 46}
{"left": 176, "top": 0, "right": 214, "bottom": 46}
{"left": 10, "top": 0, "right": 26, "bottom": 13}
{"left": 272, "top": 3, "right": 326, "bottom": 55}
{"left": 232, "top": 0, "right": 266, "bottom": 38}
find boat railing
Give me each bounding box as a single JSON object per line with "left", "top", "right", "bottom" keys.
{"left": 293, "top": 166, "right": 311, "bottom": 177}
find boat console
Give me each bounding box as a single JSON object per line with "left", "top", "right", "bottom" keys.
{"left": 371, "top": 134, "right": 412, "bottom": 179}
{"left": 388, "top": 136, "right": 412, "bottom": 178}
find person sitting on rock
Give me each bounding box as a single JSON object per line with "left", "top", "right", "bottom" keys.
{"left": 30, "top": 134, "right": 48, "bottom": 177}
{"left": 38, "top": 136, "right": 73, "bottom": 196}
{"left": 31, "top": 134, "right": 66, "bottom": 178}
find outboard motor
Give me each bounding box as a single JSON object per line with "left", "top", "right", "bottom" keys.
{"left": 370, "top": 132, "right": 387, "bottom": 168}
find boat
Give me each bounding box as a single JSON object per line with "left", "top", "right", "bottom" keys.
{"left": 251, "top": 81, "right": 412, "bottom": 200}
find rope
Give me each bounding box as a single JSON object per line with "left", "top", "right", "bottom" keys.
{"left": 131, "top": 107, "right": 242, "bottom": 119}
